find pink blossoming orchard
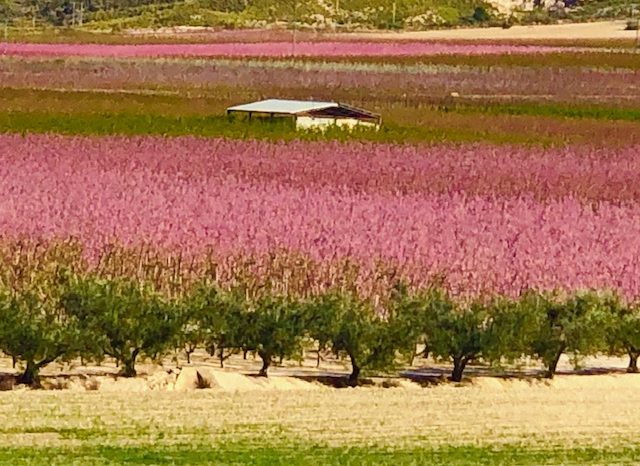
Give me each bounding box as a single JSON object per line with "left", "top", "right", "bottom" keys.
{"left": 2, "top": 134, "right": 640, "bottom": 298}
{"left": 0, "top": 41, "right": 579, "bottom": 58}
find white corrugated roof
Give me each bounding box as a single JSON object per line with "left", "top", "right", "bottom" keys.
{"left": 227, "top": 99, "right": 338, "bottom": 115}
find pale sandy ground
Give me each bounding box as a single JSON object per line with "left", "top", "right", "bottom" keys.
{"left": 346, "top": 21, "right": 637, "bottom": 41}
{"left": 125, "top": 21, "right": 639, "bottom": 43}
{"left": 0, "top": 350, "right": 634, "bottom": 393}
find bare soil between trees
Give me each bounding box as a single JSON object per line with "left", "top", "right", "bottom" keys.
{"left": 0, "top": 351, "right": 635, "bottom": 393}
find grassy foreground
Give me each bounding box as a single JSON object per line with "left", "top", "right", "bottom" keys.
{"left": 2, "top": 444, "right": 640, "bottom": 465}
{"left": 1, "top": 377, "right": 640, "bottom": 465}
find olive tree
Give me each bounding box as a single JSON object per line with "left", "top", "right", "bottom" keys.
{"left": 62, "top": 276, "right": 181, "bottom": 377}
{"left": 0, "top": 267, "right": 84, "bottom": 387}
{"left": 307, "top": 290, "right": 415, "bottom": 386}
{"left": 394, "top": 286, "right": 542, "bottom": 382}
{"left": 607, "top": 302, "right": 640, "bottom": 373}
{"left": 241, "top": 294, "right": 306, "bottom": 377}
{"left": 519, "top": 290, "right": 615, "bottom": 379}
{"left": 421, "top": 289, "right": 496, "bottom": 382}
{"left": 175, "top": 304, "right": 206, "bottom": 365}
{"left": 304, "top": 290, "right": 341, "bottom": 368}
{"left": 183, "top": 282, "right": 247, "bottom": 368}
{"left": 482, "top": 295, "right": 536, "bottom": 367}
{"left": 174, "top": 284, "right": 212, "bottom": 365}
{"left": 387, "top": 282, "right": 432, "bottom": 365}
{"left": 0, "top": 287, "right": 83, "bottom": 386}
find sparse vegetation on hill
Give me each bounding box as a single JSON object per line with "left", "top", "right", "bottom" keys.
{"left": 1, "top": 0, "right": 636, "bottom": 31}
{"left": 1, "top": 0, "right": 499, "bottom": 30}
{"left": 512, "top": 0, "right": 638, "bottom": 25}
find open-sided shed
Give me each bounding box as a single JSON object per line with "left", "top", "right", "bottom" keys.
{"left": 226, "top": 99, "right": 381, "bottom": 131}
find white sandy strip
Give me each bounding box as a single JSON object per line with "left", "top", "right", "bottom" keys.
{"left": 346, "top": 21, "right": 638, "bottom": 41}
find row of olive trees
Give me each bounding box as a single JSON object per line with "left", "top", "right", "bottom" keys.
{"left": 1, "top": 270, "right": 639, "bottom": 387}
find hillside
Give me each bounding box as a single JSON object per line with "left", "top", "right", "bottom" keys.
{"left": 0, "top": 0, "right": 637, "bottom": 33}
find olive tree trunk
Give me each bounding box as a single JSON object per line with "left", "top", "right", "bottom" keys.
{"left": 184, "top": 345, "right": 195, "bottom": 365}
{"left": 16, "top": 354, "right": 61, "bottom": 387}
{"left": 451, "top": 356, "right": 469, "bottom": 382}
{"left": 628, "top": 352, "right": 639, "bottom": 373}
{"left": 258, "top": 350, "right": 271, "bottom": 377}
{"left": 545, "top": 348, "right": 564, "bottom": 379}
{"left": 119, "top": 349, "right": 140, "bottom": 377}
{"left": 348, "top": 353, "right": 360, "bottom": 387}
{"left": 16, "top": 360, "right": 41, "bottom": 387}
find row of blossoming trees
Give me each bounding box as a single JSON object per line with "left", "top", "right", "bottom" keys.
{"left": 1, "top": 256, "right": 640, "bottom": 388}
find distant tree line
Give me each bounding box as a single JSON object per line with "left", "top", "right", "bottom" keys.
{"left": 1, "top": 266, "right": 639, "bottom": 388}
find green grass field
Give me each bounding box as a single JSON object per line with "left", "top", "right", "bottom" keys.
{"left": 1, "top": 86, "right": 639, "bottom": 147}
{"left": 3, "top": 444, "right": 640, "bottom": 465}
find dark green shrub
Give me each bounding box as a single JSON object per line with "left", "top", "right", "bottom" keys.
{"left": 472, "top": 6, "right": 490, "bottom": 22}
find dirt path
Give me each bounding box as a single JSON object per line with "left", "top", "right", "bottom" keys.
{"left": 346, "top": 21, "right": 637, "bottom": 41}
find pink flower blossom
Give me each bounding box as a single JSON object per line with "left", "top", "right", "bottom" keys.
{"left": 0, "top": 41, "right": 577, "bottom": 58}
{"left": 1, "top": 134, "right": 639, "bottom": 297}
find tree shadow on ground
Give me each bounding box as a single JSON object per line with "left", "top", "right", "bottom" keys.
{"left": 293, "top": 373, "right": 378, "bottom": 388}
{"left": 2, "top": 363, "right": 635, "bottom": 391}
{"left": 0, "top": 372, "right": 16, "bottom": 391}
{"left": 402, "top": 364, "right": 631, "bottom": 386}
